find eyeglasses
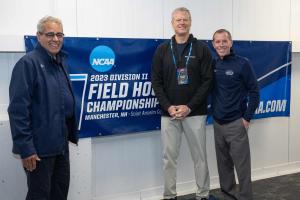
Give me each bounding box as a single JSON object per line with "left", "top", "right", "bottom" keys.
{"left": 39, "top": 32, "right": 64, "bottom": 39}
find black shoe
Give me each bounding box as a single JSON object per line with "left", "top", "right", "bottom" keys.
{"left": 208, "top": 195, "right": 218, "bottom": 200}
{"left": 201, "top": 195, "right": 218, "bottom": 200}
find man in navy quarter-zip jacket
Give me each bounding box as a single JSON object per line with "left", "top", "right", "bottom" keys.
{"left": 211, "top": 29, "right": 260, "bottom": 200}
{"left": 151, "top": 7, "right": 214, "bottom": 200}
{"left": 8, "top": 16, "right": 78, "bottom": 200}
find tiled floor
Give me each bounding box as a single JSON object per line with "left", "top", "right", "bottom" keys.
{"left": 178, "top": 172, "right": 300, "bottom": 200}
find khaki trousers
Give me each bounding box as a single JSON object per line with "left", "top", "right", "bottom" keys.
{"left": 161, "top": 115, "right": 210, "bottom": 199}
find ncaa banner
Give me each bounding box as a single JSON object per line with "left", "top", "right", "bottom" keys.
{"left": 24, "top": 36, "right": 291, "bottom": 138}
{"left": 224, "top": 41, "right": 291, "bottom": 119}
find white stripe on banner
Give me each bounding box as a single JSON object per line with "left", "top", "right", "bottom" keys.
{"left": 70, "top": 74, "right": 88, "bottom": 130}
{"left": 257, "top": 62, "right": 292, "bottom": 82}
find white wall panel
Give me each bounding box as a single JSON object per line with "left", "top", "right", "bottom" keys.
{"left": 0, "top": 0, "right": 67, "bottom": 51}
{"left": 92, "top": 132, "right": 163, "bottom": 199}
{"left": 163, "top": 0, "right": 233, "bottom": 40}
{"left": 69, "top": 138, "right": 92, "bottom": 200}
{"left": 291, "top": 0, "right": 300, "bottom": 52}
{"left": 0, "top": 54, "right": 10, "bottom": 113}
{"left": 0, "top": 0, "right": 54, "bottom": 36}
{"left": 0, "top": 53, "right": 24, "bottom": 115}
{"left": 233, "top": 0, "right": 290, "bottom": 41}
{"left": 290, "top": 53, "right": 300, "bottom": 161}
{"left": 249, "top": 118, "right": 289, "bottom": 169}
{"left": 0, "top": 120, "right": 27, "bottom": 200}
{"left": 52, "top": 0, "right": 78, "bottom": 36}
{"left": 0, "top": 36, "right": 26, "bottom": 52}
{"left": 1, "top": 0, "right": 300, "bottom": 51}
{"left": 76, "top": 0, "right": 163, "bottom": 38}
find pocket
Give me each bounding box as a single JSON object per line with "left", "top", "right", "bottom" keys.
{"left": 240, "top": 118, "right": 248, "bottom": 132}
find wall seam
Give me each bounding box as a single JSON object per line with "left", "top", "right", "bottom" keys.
{"left": 288, "top": 0, "right": 292, "bottom": 163}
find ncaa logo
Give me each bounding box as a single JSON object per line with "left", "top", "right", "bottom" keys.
{"left": 89, "top": 45, "right": 115, "bottom": 72}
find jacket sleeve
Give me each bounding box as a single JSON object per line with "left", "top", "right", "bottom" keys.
{"left": 242, "top": 60, "right": 260, "bottom": 121}
{"left": 151, "top": 45, "right": 171, "bottom": 111}
{"left": 8, "top": 58, "right": 37, "bottom": 159}
{"left": 187, "top": 43, "right": 214, "bottom": 111}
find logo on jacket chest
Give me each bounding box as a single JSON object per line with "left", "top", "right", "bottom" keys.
{"left": 214, "top": 69, "right": 235, "bottom": 76}
{"left": 185, "top": 55, "right": 196, "bottom": 59}
{"left": 225, "top": 70, "right": 234, "bottom": 76}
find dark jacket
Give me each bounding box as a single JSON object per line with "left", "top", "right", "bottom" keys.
{"left": 8, "top": 43, "right": 78, "bottom": 159}
{"left": 212, "top": 52, "right": 260, "bottom": 123}
{"left": 151, "top": 34, "right": 213, "bottom": 116}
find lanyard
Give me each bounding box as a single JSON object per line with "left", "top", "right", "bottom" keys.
{"left": 170, "top": 39, "right": 193, "bottom": 68}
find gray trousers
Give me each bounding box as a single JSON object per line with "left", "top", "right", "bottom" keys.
{"left": 161, "top": 116, "right": 210, "bottom": 199}
{"left": 213, "top": 118, "right": 253, "bottom": 200}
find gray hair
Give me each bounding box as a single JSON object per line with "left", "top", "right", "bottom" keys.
{"left": 37, "top": 16, "right": 63, "bottom": 33}
{"left": 171, "top": 7, "right": 192, "bottom": 21}
{"left": 213, "top": 29, "right": 232, "bottom": 41}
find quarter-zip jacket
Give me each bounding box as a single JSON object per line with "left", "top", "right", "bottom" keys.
{"left": 212, "top": 52, "right": 260, "bottom": 123}
{"left": 151, "top": 34, "right": 213, "bottom": 116}
{"left": 8, "top": 43, "right": 78, "bottom": 159}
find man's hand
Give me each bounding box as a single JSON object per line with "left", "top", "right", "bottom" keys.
{"left": 174, "top": 105, "right": 191, "bottom": 119}
{"left": 168, "top": 105, "right": 178, "bottom": 118}
{"left": 22, "top": 154, "right": 41, "bottom": 172}
{"left": 168, "top": 105, "right": 191, "bottom": 120}
{"left": 242, "top": 118, "right": 250, "bottom": 130}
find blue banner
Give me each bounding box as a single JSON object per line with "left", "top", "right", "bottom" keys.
{"left": 24, "top": 36, "right": 291, "bottom": 138}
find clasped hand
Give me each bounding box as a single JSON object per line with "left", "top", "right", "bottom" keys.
{"left": 168, "top": 105, "right": 191, "bottom": 120}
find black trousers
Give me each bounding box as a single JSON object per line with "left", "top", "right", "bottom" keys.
{"left": 25, "top": 151, "right": 70, "bottom": 200}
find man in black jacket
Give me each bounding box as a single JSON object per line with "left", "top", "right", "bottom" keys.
{"left": 8, "top": 16, "right": 78, "bottom": 200}
{"left": 151, "top": 7, "right": 213, "bottom": 200}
